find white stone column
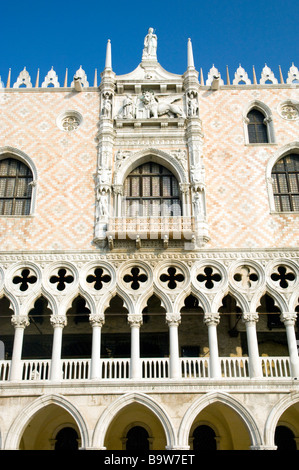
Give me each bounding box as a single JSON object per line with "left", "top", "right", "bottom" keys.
{"left": 10, "top": 315, "right": 30, "bottom": 381}
{"left": 166, "top": 313, "right": 181, "bottom": 379}
{"left": 204, "top": 312, "right": 221, "bottom": 378}
{"left": 128, "top": 314, "right": 142, "bottom": 379}
{"left": 242, "top": 312, "right": 263, "bottom": 378}
{"left": 89, "top": 313, "right": 105, "bottom": 379}
{"left": 280, "top": 312, "right": 299, "bottom": 378}
{"left": 50, "top": 315, "right": 67, "bottom": 381}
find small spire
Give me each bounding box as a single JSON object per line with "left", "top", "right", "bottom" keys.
{"left": 35, "top": 68, "right": 40, "bottom": 88}
{"left": 6, "top": 68, "right": 11, "bottom": 88}
{"left": 94, "top": 68, "right": 98, "bottom": 87}
{"left": 105, "top": 39, "right": 112, "bottom": 70}
{"left": 187, "top": 38, "right": 195, "bottom": 69}
{"left": 200, "top": 68, "right": 204, "bottom": 85}
{"left": 279, "top": 65, "right": 284, "bottom": 84}
{"left": 252, "top": 65, "right": 257, "bottom": 84}
{"left": 226, "top": 65, "right": 230, "bottom": 85}
{"left": 64, "top": 68, "right": 68, "bottom": 87}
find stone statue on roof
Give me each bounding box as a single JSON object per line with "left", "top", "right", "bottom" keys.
{"left": 142, "top": 27, "right": 157, "bottom": 60}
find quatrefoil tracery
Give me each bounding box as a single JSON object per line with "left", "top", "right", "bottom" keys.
{"left": 13, "top": 268, "right": 37, "bottom": 291}
{"left": 196, "top": 266, "right": 222, "bottom": 289}
{"left": 233, "top": 266, "right": 259, "bottom": 289}
{"left": 270, "top": 265, "right": 296, "bottom": 289}
{"left": 123, "top": 267, "right": 148, "bottom": 290}
{"left": 86, "top": 268, "right": 111, "bottom": 290}
{"left": 50, "top": 268, "right": 74, "bottom": 291}
{"left": 160, "top": 267, "right": 185, "bottom": 290}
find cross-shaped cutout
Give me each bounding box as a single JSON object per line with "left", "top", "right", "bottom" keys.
{"left": 197, "top": 267, "right": 221, "bottom": 289}
{"left": 86, "top": 268, "right": 111, "bottom": 290}
{"left": 160, "top": 267, "right": 184, "bottom": 290}
{"left": 233, "top": 266, "right": 258, "bottom": 288}
{"left": 271, "top": 266, "right": 295, "bottom": 288}
{"left": 123, "top": 267, "right": 147, "bottom": 290}
{"left": 50, "top": 268, "right": 74, "bottom": 291}
{"left": 13, "top": 269, "right": 37, "bottom": 291}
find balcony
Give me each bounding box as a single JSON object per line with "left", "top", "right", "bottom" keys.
{"left": 0, "top": 356, "right": 292, "bottom": 382}
{"left": 106, "top": 216, "right": 196, "bottom": 242}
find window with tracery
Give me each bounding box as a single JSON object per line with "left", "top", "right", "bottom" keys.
{"left": 272, "top": 154, "right": 299, "bottom": 212}
{"left": 247, "top": 109, "right": 268, "bottom": 143}
{"left": 0, "top": 158, "right": 33, "bottom": 215}
{"left": 124, "top": 162, "right": 181, "bottom": 216}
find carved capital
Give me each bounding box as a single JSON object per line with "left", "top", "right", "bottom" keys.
{"left": 89, "top": 313, "right": 105, "bottom": 327}
{"left": 242, "top": 312, "right": 259, "bottom": 323}
{"left": 128, "top": 314, "right": 143, "bottom": 327}
{"left": 50, "top": 315, "right": 67, "bottom": 328}
{"left": 280, "top": 312, "right": 297, "bottom": 326}
{"left": 166, "top": 313, "right": 181, "bottom": 326}
{"left": 11, "top": 315, "right": 30, "bottom": 329}
{"left": 204, "top": 312, "right": 220, "bottom": 326}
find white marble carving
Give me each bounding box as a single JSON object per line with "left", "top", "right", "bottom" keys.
{"left": 140, "top": 90, "right": 185, "bottom": 118}
{"left": 233, "top": 65, "right": 251, "bottom": 85}
{"left": 13, "top": 67, "right": 32, "bottom": 88}
{"left": 206, "top": 66, "right": 224, "bottom": 86}
{"left": 42, "top": 67, "right": 60, "bottom": 88}
{"left": 260, "top": 65, "right": 278, "bottom": 84}
{"left": 187, "top": 91, "right": 199, "bottom": 117}
{"left": 286, "top": 63, "right": 299, "bottom": 84}
{"left": 101, "top": 92, "right": 112, "bottom": 118}
{"left": 142, "top": 27, "right": 157, "bottom": 61}
{"left": 71, "top": 66, "right": 89, "bottom": 87}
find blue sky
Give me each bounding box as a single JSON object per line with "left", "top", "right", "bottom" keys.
{"left": 1, "top": 0, "right": 298, "bottom": 86}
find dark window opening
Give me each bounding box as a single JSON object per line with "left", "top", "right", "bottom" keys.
{"left": 0, "top": 158, "right": 33, "bottom": 215}
{"left": 275, "top": 426, "right": 297, "bottom": 450}
{"left": 124, "top": 162, "right": 181, "bottom": 216}
{"left": 247, "top": 109, "right": 268, "bottom": 143}
{"left": 272, "top": 154, "right": 299, "bottom": 212}
{"left": 126, "top": 426, "right": 149, "bottom": 451}
{"left": 54, "top": 427, "right": 79, "bottom": 450}
{"left": 192, "top": 425, "right": 217, "bottom": 451}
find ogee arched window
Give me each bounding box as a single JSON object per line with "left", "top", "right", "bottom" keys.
{"left": 0, "top": 158, "right": 33, "bottom": 215}
{"left": 124, "top": 162, "right": 181, "bottom": 217}
{"left": 247, "top": 109, "right": 268, "bottom": 143}
{"left": 272, "top": 153, "right": 299, "bottom": 212}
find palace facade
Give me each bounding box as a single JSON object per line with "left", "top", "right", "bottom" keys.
{"left": 0, "top": 29, "right": 298, "bottom": 450}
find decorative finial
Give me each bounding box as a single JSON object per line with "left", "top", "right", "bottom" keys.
{"left": 64, "top": 68, "right": 68, "bottom": 87}
{"left": 252, "top": 66, "right": 257, "bottom": 84}
{"left": 105, "top": 39, "right": 112, "bottom": 69}
{"left": 187, "top": 38, "right": 195, "bottom": 69}
{"left": 279, "top": 65, "right": 284, "bottom": 84}
{"left": 94, "top": 68, "right": 98, "bottom": 87}
{"left": 226, "top": 65, "right": 230, "bottom": 85}
{"left": 35, "top": 68, "right": 40, "bottom": 88}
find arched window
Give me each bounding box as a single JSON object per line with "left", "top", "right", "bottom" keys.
{"left": 247, "top": 109, "right": 268, "bottom": 143}
{"left": 275, "top": 425, "right": 297, "bottom": 450}
{"left": 0, "top": 158, "right": 33, "bottom": 215}
{"left": 192, "top": 425, "right": 217, "bottom": 451}
{"left": 124, "top": 162, "right": 181, "bottom": 217}
{"left": 126, "top": 426, "right": 150, "bottom": 451}
{"left": 54, "top": 427, "right": 79, "bottom": 450}
{"left": 272, "top": 154, "right": 299, "bottom": 212}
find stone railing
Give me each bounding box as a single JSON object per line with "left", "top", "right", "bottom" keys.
{"left": 106, "top": 216, "right": 195, "bottom": 240}
{"left": 0, "top": 357, "right": 293, "bottom": 382}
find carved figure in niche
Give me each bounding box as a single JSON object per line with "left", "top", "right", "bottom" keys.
{"left": 142, "top": 27, "right": 157, "bottom": 59}
{"left": 141, "top": 90, "right": 185, "bottom": 118}
{"left": 187, "top": 92, "right": 199, "bottom": 117}
{"left": 192, "top": 192, "right": 203, "bottom": 217}
{"left": 122, "top": 95, "right": 135, "bottom": 118}
{"left": 102, "top": 93, "right": 112, "bottom": 117}
{"left": 97, "top": 189, "right": 109, "bottom": 218}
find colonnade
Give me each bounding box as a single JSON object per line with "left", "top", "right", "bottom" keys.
{"left": 7, "top": 308, "right": 299, "bottom": 382}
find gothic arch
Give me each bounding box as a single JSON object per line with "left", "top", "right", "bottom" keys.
{"left": 264, "top": 393, "right": 299, "bottom": 448}
{"left": 4, "top": 393, "right": 90, "bottom": 449}
{"left": 266, "top": 142, "right": 299, "bottom": 212}
{"left": 243, "top": 100, "right": 275, "bottom": 144}
{"left": 0, "top": 146, "right": 38, "bottom": 215}
{"left": 113, "top": 148, "right": 189, "bottom": 186}
{"left": 178, "top": 391, "right": 262, "bottom": 449}
{"left": 92, "top": 392, "right": 176, "bottom": 449}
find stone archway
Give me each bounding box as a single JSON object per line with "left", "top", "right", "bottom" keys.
{"left": 178, "top": 391, "right": 262, "bottom": 450}
{"left": 4, "top": 394, "right": 89, "bottom": 450}
{"left": 93, "top": 392, "right": 176, "bottom": 450}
